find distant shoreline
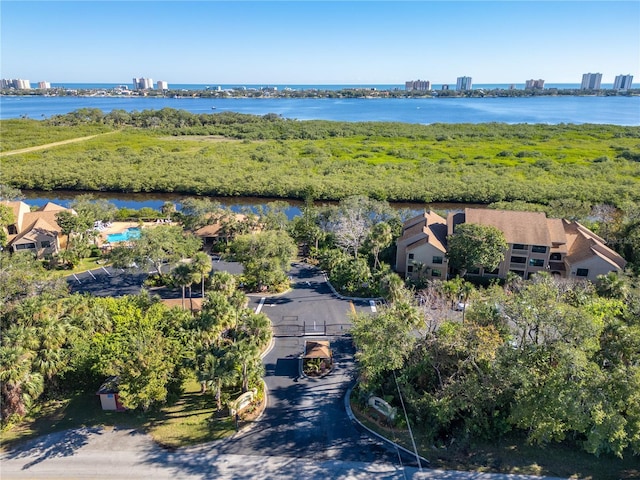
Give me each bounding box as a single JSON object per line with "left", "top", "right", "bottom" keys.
{"left": 2, "top": 86, "right": 639, "bottom": 101}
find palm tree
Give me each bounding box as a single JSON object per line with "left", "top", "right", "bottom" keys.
{"left": 238, "top": 312, "right": 272, "bottom": 349}
{"left": 196, "top": 350, "right": 235, "bottom": 411}
{"left": 229, "top": 340, "right": 261, "bottom": 393}
{"left": 192, "top": 252, "right": 211, "bottom": 299}
{"left": 210, "top": 270, "right": 237, "bottom": 297}
{"left": 596, "top": 272, "right": 629, "bottom": 300}
{"left": 0, "top": 326, "right": 43, "bottom": 420}
{"left": 172, "top": 263, "right": 198, "bottom": 310}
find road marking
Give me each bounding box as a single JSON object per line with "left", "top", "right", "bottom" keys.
{"left": 101, "top": 267, "right": 111, "bottom": 276}
{"left": 87, "top": 270, "right": 96, "bottom": 280}
{"left": 350, "top": 301, "right": 356, "bottom": 314}
{"left": 255, "top": 297, "right": 266, "bottom": 314}
{"left": 73, "top": 274, "right": 81, "bottom": 284}
{"left": 369, "top": 300, "right": 377, "bottom": 313}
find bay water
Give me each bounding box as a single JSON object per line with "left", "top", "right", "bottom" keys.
{"left": 2, "top": 94, "right": 639, "bottom": 125}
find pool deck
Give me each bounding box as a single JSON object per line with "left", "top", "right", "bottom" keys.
{"left": 99, "top": 221, "right": 168, "bottom": 246}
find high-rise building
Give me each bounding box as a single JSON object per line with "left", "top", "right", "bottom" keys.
{"left": 456, "top": 76, "right": 472, "bottom": 91}
{"left": 525, "top": 79, "right": 545, "bottom": 90}
{"left": 157, "top": 80, "right": 169, "bottom": 90}
{"left": 37, "top": 81, "right": 51, "bottom": 89}
{"left": 613, "top": 74, "right": 633, "bottom": 91}
{"left": 3, "top": 79, "right": 31, "bottom": 89}
{"left": 581, "top": 73, "right": 602, "bottom": 90}
{"left": 133, "top": 77, "right": 154, "bottom": 90}
{"left": 405, "top": 79, "right": 431, "bottom": 91}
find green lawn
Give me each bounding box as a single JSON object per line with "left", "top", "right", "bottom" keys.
{"left": 350, "top": 400, "right": 640, "bottom": 480}
{"left": 1, "top": 378, "right": 235, "bottom": 452}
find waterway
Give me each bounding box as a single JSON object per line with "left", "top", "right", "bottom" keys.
{"left": 21, "top": 190, "right": 482, "bottom": 219}
{"left": 2, "top": 94, "right": 639, "bottom": 125}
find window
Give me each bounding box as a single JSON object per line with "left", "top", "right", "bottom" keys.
{"left": 16, "top": 243, "right": 36, "bottom": 250}
{"left": 529, "top": 258, "right": 544, "bottom": 267}
{"left": 512, "top": 244, "right": 528, "bottom": 251}
{"left": 431, "top": 269, "right": 441, "bottom": 277}
{"left": 576, "top": 268, "right": 589, "bottom": 277}
{"left": 532, "top": 245, "right": 547, "bottom": 253}
{"left": 509, "top": 270, "right": 525, "bottom": 278}
{"left": 550, "top": 253, "right": 562, "bottom": 261}
{"left": 486, "top": 266, "right": 500, "bottom": 275}
{"left": 467, "top": 267, "right": 480, "bottom": 275}
{"left": 408, "top": 253, "right": 414, "bottom": 260}
{"left": 41, "top": 240, "right": 51, "bottom": 248}
{"left": 8, "top": 225, "right": 17, "bottom": 235}
{"left": 407, "top": 265, "right": 414, "bottom": 273}
{"left": 432, "top": 256, "right": 443, "bottom": 264}
{"left": 510, "top": 256, "right": 527, "bottom": 264}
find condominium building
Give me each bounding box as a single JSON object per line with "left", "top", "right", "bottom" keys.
{"left": 133, "top": 77, "right": 154, "bottom": 90}
{"left": 581, "top": 73, "right": 602, "bottom": 90}
{"left": 613, "top": 74, "right": 634, "bottom": 91}
{"left": 37, "top": 81, "right": 51, "bottom": 89}
{"left": 405, "top": 79, "right": 431, "bottom": 91}
{"left": 525, "top": 79, "right": 545, "bottom": 90}
{"left": 1, "top": 79, "right": 31, "bottom": 89}
{"left": 396, "top": 208, "right": 627, "bottom": 283}
{"left": 157, "top": 80, "right": 169, "bottom": 90}
{"left": 456, "top": 76, "right": 472, "bottom": 91}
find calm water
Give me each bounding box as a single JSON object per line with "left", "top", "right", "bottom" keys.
{"left": 2, "top": 94, "right": 638, "bottom": 125}
{"left": 21, "top": 190, "right": 482, "bottom": 219}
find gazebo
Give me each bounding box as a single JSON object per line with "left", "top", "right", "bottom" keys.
{"left": 302, "top": 340, "right": 333, "bottom": 377}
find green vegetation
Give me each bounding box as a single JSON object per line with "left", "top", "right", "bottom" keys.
{"left": 2, "top": 109, "right": 639, "bottom": 206}
{"left": 0, "top": 245, "right": 269, "bottom": 447}
{"left": 0, "top": 118, "right": 112, "bottom": 152}
{"left": 350, "top": 272, "right": 640, "bottom": 476}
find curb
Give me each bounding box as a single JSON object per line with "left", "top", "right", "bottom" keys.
{"left": 321, "top": 271, "right": 384, "bottom": 303}
{"left": 344, "top": 385, "right": 430, "bottom": 467}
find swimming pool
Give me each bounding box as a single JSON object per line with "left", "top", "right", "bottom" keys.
{"left": 106, "top": 227, "right": 141, "bottom": 243}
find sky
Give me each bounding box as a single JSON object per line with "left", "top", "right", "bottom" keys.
{"left": 1, "top": 1, "right": 639, "bottom": 85}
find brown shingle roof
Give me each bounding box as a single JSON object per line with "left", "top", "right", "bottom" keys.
{"left": 400, "top": 211, "right": 447, "bottom": 251}
{"left": 465, "top": 208, "right": 551, "bottom": 246}
{"left": 304, "top": 340, "right": 331, "bottom": 359}
{"left": 564, "top": 220, "right": 626, "bottom": 270}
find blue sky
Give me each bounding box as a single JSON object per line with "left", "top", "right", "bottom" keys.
{"left": 2, "top": 1, "right": 639, "bottom": 85}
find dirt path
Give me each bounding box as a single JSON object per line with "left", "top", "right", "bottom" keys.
{"left": 0, "top": 131, "right": 117, "bottom": 157}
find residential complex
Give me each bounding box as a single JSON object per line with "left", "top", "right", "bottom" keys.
{"left": 396, "top": 208, "right": 626, "bottom": 283}
{"left": 581, "top": 73, "right": 602, "bottom": 90}
{"left": 613, "top": 74, "right": 634, "bottom": 91}
{"left": 525, "top": 79, "right": 545, "bottom": 90}
{"left": 157, "top": 80, "right": 169, "bottom": 90}
{"left": 456, "top": 76, "right": 473, "bottom": 91}
{"left": 2, "top": 201, "right": 70, "bottom": 258}
{"left": 405, "top": 79, "right": 431, "bottom": 91}
{"left": 37, "top": 81, "right": 51, "bottom": 89}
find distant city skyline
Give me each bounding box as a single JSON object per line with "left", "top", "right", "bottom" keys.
{"left": 1, "top": 1, "right": 639, "bottom": 85}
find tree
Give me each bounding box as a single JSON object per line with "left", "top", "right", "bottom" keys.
{"left": 196, "top": 348, "right": 234, "bottom": 410}
{"left": 172, "top": 263, "right": 199, "bottom": 310}
{"left": 447, "top": 223, "right": 507, "bottom": 277}
{"left": 192, "top": 252, "right": 211, "bottom": 299}
{"left": 106, "top": 330, "right": 176, "bottom": 412}
{"left": 232, "top": 231, "right": 296, "bottom": 292}
{"left": 0, "top": 326, "right": 43, "bottom": 421}
{"left": 229, "top": 339, "right": 263, "bottom": 393}
{"left": 365, "top": 222, "right": 393, "bottom": 270}
{"left": 351, "top": 302, "right": 419, "bottom": 391}
{"left": 209, "top": 270, "right": 237, "bottom": 297}
{"left": 127, "top": 225, "right": 202, "bottom": 278}
{"left": 0, "top": 203, "right": 15, "bottom": 247}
